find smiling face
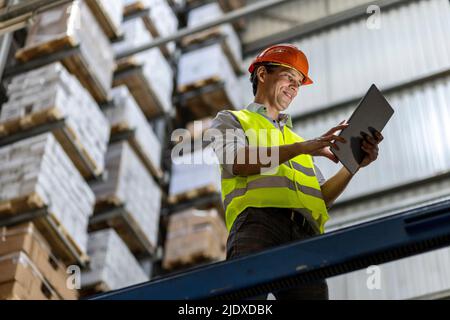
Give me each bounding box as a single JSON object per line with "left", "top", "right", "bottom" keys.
{"left": 256, "top": 65, "right": 305, "bottom": 112}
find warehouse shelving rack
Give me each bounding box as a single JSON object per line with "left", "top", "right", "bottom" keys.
{"left": 0, "top": 0, "right": 448, "bottom": 296}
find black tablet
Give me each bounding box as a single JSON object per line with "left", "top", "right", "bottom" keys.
{"left": 330, "top": 84, "right": 395, "bottom": 175}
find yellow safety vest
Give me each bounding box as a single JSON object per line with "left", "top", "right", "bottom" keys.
{"left": 221, "top": 109, "right": 329, "bottom": 234}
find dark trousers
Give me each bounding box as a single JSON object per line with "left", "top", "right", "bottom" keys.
{"left": 226, "top": 207, "right": 329, "bottom": 300}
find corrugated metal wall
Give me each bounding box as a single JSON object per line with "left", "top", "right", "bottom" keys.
{"left": 290, "top": 0, "right": 450, "bottom": 116}
{"left": 328, "top": 246, "right": 450, "bottom": 300}
{"left": 241, "top": 0, "right": 375, "bottom": 44}
{"left": 238, "top": 0, "right": 450, "bottom": 299}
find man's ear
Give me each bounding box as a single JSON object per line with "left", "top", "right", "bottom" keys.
{"left": 256, "top": 66, "right": 266, "bottom": 84}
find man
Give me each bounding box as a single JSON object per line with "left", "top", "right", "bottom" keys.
{"left": 210, "top": 44, "right": 383, "bottom": 300}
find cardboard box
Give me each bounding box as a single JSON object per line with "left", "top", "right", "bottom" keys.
{"left": 0, "top": 223, "right": 79, "bottom": 300}
{"left": 0, "top": 252, "right": 59, "bottom": 300}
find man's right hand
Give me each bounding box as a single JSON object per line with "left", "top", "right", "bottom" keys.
{"left": 297, "top": 121, "right": 349, "bottom": 163}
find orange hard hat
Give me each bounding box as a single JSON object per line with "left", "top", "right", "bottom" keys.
{"left": 248, "top": 44, "right": 313, "bottom": 85}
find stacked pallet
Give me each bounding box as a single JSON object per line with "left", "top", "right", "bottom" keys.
{"left": 177, "top": 2, "right": 243, "bottom": 118}
{"left": 81, "top": 229, "right": 148, "bottom": 296}
{"left": 122, "top": 0, "right": 178, "bottom": 57}
{"left": 0, "top": 133, "right": 94, "bottom": 265}
{"left": 0, "top": 62, "right": 110, "bottom": 178}
{"left": 90, "top": 141, "right": 162, "bottom": 258}
{"left": 182, "top": 2, "right": 242, "bottom": 73}
{"left": 169, "top": 145, "right": 221, "bottom": 205}
{"left": 163, "top": 208, "right": 227, "bottom": 270}
{"left": 0, "top": 223, "right": 78, "bottom": 300}
{"left": 15, "top": 0, "right": 115, "bottom": 103}
{"left": 104, "top": 86, "right": 163, "bottom": 178}
{"left": 113, "top": 16, "right": 174, "bottom": 118}
{"left": 85, "top": 0, "right": 124, "bottom": 40}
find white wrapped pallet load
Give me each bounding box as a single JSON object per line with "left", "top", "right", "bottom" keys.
{"left": 16, "top": 0, "right": 114, "bottom": 103}
{"left": 81, "top": 229, "right": 148, "bottom": 292}
{"left": 104, "top": 86, "right": 162, "bottom": 177}
{"left": 169, "top": 145, "right": 221, "bottom": 202}
{"left": 137, "top": 48, "right": 174, "bottom": 113}
{"left": 91, "top": 141, "right": 161, "bottom": 251}
{"left": 146, "top": 0, "right": 178, "bottom": 54}
{"left": 0, "top": 133, "right": 94, "bottom": 259}
{"left": 122, "top": 0, "right": 177, "bottom": 56}
{"left": 85, "top": 0, "right": 124, "bottom": 39}
{"left": 114, "top": 18, "right": 174, "bottom": 117}
{"left": 1, "top": 62, "right": 110, "bottom": 178}
{"left": 186, "top": 2, "right": 242, "bottom": 72}
{"left": 177, "top": 43, "right": 241, "bottom": 116}
{"left": 113, "top": 17, "right": 151, "bottom": 55}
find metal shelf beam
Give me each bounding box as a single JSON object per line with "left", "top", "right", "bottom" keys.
{"left": 115, "top": 0, "right": 298, "bottom": 60}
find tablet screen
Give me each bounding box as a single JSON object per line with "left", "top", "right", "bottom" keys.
{"left": 330, "top": 84, "right": 395, "bottom": 174}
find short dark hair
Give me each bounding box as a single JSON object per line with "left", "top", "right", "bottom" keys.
{"left": 250, "top": 64, "right": 280, "bottom": 96}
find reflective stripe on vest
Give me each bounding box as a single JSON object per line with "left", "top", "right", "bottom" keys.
{"left": 221, "top": 109, "right": 329, "bottom": 234}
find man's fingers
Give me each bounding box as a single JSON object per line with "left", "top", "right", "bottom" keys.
{"left": 323, "top": 149, "right": 338, "bottom": 163}
{"left": 325, "top": 123, "right": 349, "bottom": 136}
{"left": 360, "top": 132, "right": 375, "bottom": 143}
{"left": 329, "top": 124, "right": 349, "bottom": 134}
{"left": 322, "top": 134, "right": 347, "bottom": 144}
{"left": 362, "top": 144, "right": 379, "bottom": 160}
{"left": 375, "top": 131, "right": 384, "bottom": 143}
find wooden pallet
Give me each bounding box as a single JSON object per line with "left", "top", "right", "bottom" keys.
{"left": 168, "top": 184, "right": 218, "bottom": 205}
{"left": 0, "top": 107, "right": 102, "bottom": 179}
{"left": 123, "top": 1, "right": 146, "bottom": 16}
{"left": 90, "top": 196, "right": 156, "bottom": 258}
{"left": 15, "top": 36, "right": 110, "bottom": 104}
{"left": 178, "top": 76, "right": 222, "bottom": 94}
{"left": 0, "top": 193, "right": 89, "bottom": 266}
{"left": 0, "top": 193, "right": 44, "bottom": 216}
{"left": 162, "top": 252, "right": 222, "bottom": 272}
{"left": 181, "top": 28, "right": 242, "bottom": 74}
{"left": 177, "top": 76, "right": 236, "bottom": 119}
{"left": 0, "top": 107, "right": 62, "bottom": 137}
{"left": 85, "top": 0, "right": 122, "bottom": 40}
{"left": 111, "top": 123, "right": 164, "bottom": 179}
{"left": 113, "top": 58, "right": 165, "bottom": 119}
{"left": 79, "top": 281, "right": 110, "bottom": 298}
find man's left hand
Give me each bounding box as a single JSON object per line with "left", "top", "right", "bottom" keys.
{"left": 360, "top": 128, "right": 384, "bottom": 168}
